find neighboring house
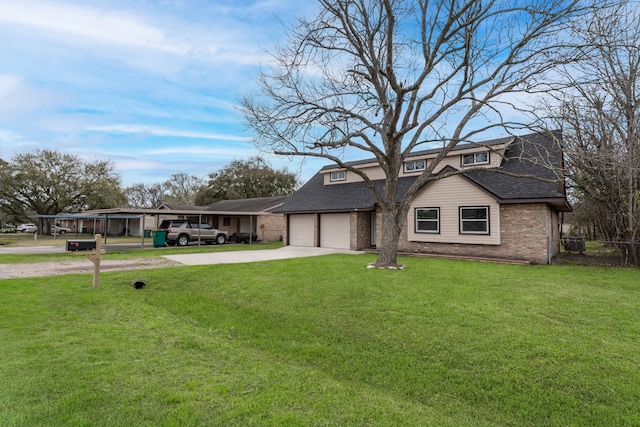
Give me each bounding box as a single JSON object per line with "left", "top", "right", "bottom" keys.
{"left": 274, "top": 131, "right": 571, "bottom": 264}
{"left": 65, "top": 196, "right": 289, "bottom": 242}
{"left": 202, "top": 196, "right": 288, "bottom": 242}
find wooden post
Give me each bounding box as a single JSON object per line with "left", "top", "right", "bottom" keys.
{"left": 85, "top": 234, "right": 102, "bottom": 288}
{"left": 68, "top": 233, "right": 106, "bottom": 288}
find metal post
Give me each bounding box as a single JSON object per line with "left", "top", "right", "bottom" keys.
{"left": 141, "top": 214, "right": 146, "bottom": 249}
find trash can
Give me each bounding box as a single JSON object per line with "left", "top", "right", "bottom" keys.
{"left": 144, "top": 229, "right": 152, "bottom": 238}
{"left": 151, "top": 230, "right": 167, "bottom": 247}
{"left": 81, "top": 227, "right": 88, "bottom": 234}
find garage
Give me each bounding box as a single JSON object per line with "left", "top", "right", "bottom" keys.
{"left": 320, "top": 213, "right": 351, "bottom": 249}
{"left": 289, "top": 214, "right": 315, "bottom": 246}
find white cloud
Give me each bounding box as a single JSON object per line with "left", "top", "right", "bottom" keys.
{"left": 0, "top": 73, "right": 64, "bottom": 119}
{"left": 0, "top": 74, "right": 23, "bottom": 98}
{"left": 85, "top": 124, "right": 251, "bottom": 142}
{"left": 144, "top": 145, "right": 255, "bottom": 157}
{"left": 0, "top": 0, "right": 188, "bottom": 54}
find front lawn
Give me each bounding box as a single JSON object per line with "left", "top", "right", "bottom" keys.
{"left": 1, "top": 255, "right": 638, "bottom": 426}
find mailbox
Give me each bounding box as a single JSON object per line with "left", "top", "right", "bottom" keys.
{"left": 66, "top": 240, "right": 97, "bottom": 252}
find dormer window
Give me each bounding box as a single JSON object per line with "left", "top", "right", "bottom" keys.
{"left": 462, "top": 151, "right": 489, "bottom": 166}
{"left": 404, "top": 159, "right": 426, "bottom": 173}
{"left": 330, "top": 170, "right": 346, "bottom": 181}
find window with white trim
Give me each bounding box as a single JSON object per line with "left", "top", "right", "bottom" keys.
{"left": 462, "top": 151, "right": 489, "bottom": 166}
{"left": 459, "top": 206, "right": 489, "bottom": 234}
{"left": 404, "top": 159, "right": 426, "bottom": 173}
{"left": 330, "top": 170, "right": 346, "bottom": 181}
{"left": 415, "top": 208, "right": 440, "bottom": 233}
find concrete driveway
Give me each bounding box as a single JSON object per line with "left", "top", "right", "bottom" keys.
{"left": 163, "top": 246, "right": 363, "bottom": 265}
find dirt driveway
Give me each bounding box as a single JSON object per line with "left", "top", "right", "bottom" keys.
{"left": 0, "top": 258, "right": 181, "bottom": 280}
{"left": 0, "top": 247, "right": 362, "bottom": 280}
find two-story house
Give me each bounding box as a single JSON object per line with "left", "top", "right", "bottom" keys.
{"left": 274, "top": 131, "right": 571, "bottom": 264}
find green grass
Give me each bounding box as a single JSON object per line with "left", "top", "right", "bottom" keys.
{"left": 1, "top": 255, "right": 639, "bottom": 426}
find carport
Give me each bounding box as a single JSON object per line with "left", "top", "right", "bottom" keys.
{"left": 43, "top": 207, "right": 231, "bottom": 248}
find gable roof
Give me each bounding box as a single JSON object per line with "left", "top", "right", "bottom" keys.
{"left": 205, "top": 196, "right": 289, "bottom": 214}
{"left": 276, "top": 131, "right": 570, "bottom": 214}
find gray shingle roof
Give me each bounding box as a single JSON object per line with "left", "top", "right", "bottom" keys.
{"left": 276, "top": 131, "right": 569, "bottom": 214}
{"left": 205, "top": 196, "right": 289, "bottom": 213}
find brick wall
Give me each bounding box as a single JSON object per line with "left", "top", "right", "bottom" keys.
{"left": 256, "top": 214, "right": 285, "bottom": 242}
{"left": 394, "top": 203, "right": 558, "bottom": 264}
{"left": 351, "top": 211, "right": 373, "bottom": 250}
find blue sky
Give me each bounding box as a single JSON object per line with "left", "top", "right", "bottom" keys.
{"left": 0, "top": 0, "right": 325, "bottom": 186}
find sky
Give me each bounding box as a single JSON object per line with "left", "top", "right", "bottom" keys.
{"left": 0, "top": 0, "right": 325, "bottom": 187}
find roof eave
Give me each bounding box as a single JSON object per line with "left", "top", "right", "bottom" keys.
{"left": 498, "top": 198, "right": 572, "bottom": 212}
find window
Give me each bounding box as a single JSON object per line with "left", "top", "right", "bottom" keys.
{"left": 330, "top": 170, "right": 346, "bottom": 181}
{"left": 462, "top": 151, "right": 489, "bottom": 166}
{"left": 223, "top": 216, "right": 231, "bottom": 227}
{"left": 460, "top": 207, "right": 489, "bottom": 234}
{"left": 415, "top": 208, "right": 440, "bottom": 233}
{"left": 404, "top": 159, "right": 426, "bottom": 173}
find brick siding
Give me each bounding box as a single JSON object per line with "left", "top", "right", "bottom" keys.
{"left": 391, "top": 203, "right": 559, "bottom": 264}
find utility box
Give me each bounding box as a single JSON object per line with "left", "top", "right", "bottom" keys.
{"left": 563, "top": 237, "right": 586, "bottom": 253}
{"left": 66, "top": 240, "right": 97, "bottom": 252}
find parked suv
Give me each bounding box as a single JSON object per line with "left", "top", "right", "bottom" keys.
{"left": 17, "top": 223, "right": 37, "bottom": 233}
{"left": 159, "top": 220, "right": 228, "bottom": 246}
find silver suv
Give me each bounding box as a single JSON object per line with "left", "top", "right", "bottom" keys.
{"left": 159, "top": 220, "right": 228, "bottom": 246}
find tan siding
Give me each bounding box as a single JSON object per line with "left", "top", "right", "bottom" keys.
{"left": 407, "top": 175, "right": 500, "bottom": 245}
{"left": 323, "top": 144, "right": 510, "bottom": 184}
{"left": 323, "top": 165, "right": 385, "bottom": 184}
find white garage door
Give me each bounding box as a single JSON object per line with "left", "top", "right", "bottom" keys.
{"left": 320, "top": 213, "right": 351, "bottom": 249}
{"left": 289, "top": 214, "right": 315, "bottom": 247}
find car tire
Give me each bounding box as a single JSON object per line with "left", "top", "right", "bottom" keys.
{"left": 177, "top": 234, "right": 190, "bottom": 246}
{"left": 59, "top": 230, "right": 66, "bottom": 234}
{"left": 216, "top": 234, "right": 227, "bottom": 245}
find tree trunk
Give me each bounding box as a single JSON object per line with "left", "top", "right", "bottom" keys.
{"left": 375, "top": 205, "right": 403, "bottom": 268}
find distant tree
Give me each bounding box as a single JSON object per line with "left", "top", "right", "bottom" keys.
{"left": 0, "top": 150, "right": 126, "bottom": 231}
{"left": 125, "top": 173, "right": 205, "bottom": 208}
{"left": 242, "top": 0, "right": 589, "bottom": 268}
{"left": 0, "top": 158, "right": 28, "bottom": 222}
{"left": 124, "top": 182, "right": 168, "bottom": 209}
{"left": 163, "top": 173, "right": 205, "bottom": 206}
{"left": 195, "top": 157, "right": 297, "bottom": 205}
{"left": 546, "top": 4, "right": 640, "bottom": 264}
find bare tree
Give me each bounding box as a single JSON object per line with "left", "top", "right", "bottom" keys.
{"left": 243, "top": 0, "right": 588, "bottom": 267}
{"left": 547, "top": 2, "right": 640, "bottom": 264}
{"left": 125, "top": 173, "right": 204, "bottom": 208}
{"left": 124, "top": 182, "right": 168, "bottom": 209}
{"left": 163, "top": 173, "right": 205, "bottom": 206}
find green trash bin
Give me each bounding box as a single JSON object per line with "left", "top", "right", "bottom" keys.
{"left": 151, "top": 230, "right": 167, "bottom": 247}
{"left": 144, "top": 229, "right": 152, "bottom": 238}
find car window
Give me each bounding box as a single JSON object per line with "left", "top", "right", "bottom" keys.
{"left": 199, "top": 224, "right": 213, "bottom": 229}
